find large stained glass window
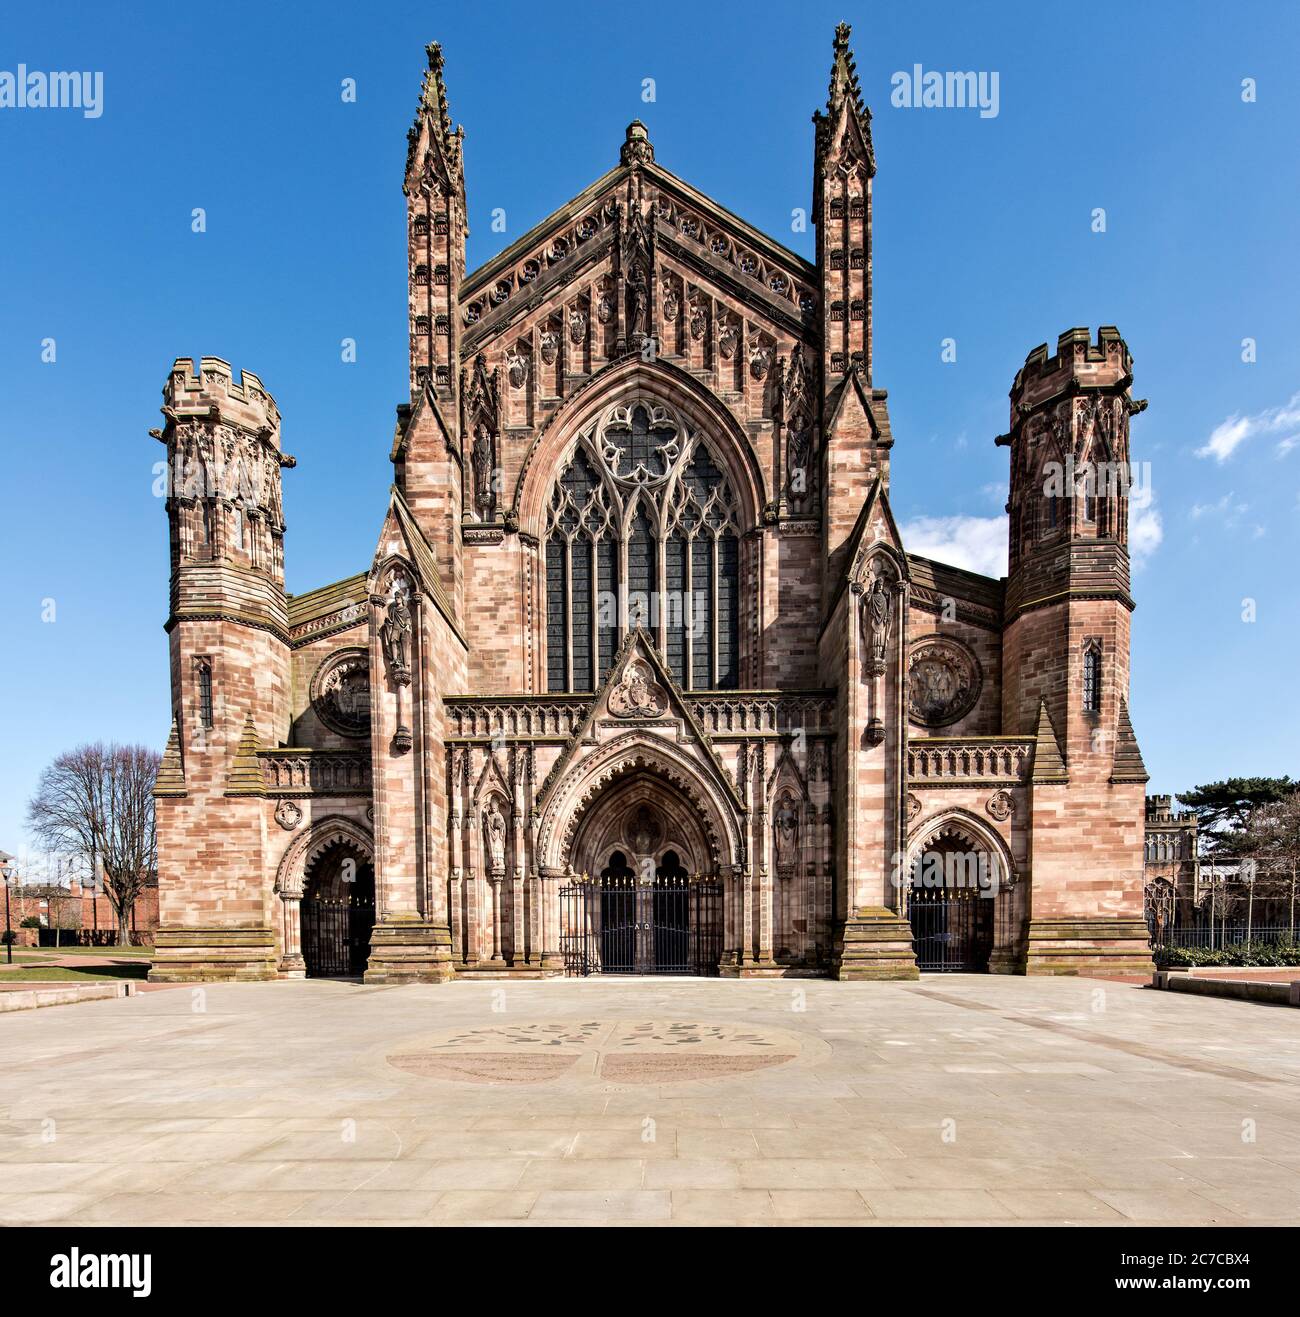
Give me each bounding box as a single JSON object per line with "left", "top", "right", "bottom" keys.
{"left": 545, "top": 400, "right": 741, "bottom": 693}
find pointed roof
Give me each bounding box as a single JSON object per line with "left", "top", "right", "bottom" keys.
{"left": 391, "top": 375, "right": 457, "bottom": 463}
{"left": 814, "top": 23, "right": 876, "bottom": 177}
{"left": 843, "top": 476, "right": 909, "bottom": 583}
{"left": 461, "top": 140, "right": 815, "bottom": 306}
{"left": 824, "top": 366, "right": 881, "bottom": 441}
{"left": 535, "top": 626, "right": 743, "bottom": 816}
{"left": 224, "top": 713, "right": 265, "bottom": 797}
{"left": 1109, "top": 699, "right": 1149, "bottom": 784}
{"left": 153, "top": 720, "right": 187, "bottom": 798}
{"left": 1031, "top": 700, "right": 1069, "bottom": 784}
{"left": 371, "top": 485, "right": 468, "bottom": 648}
{"left": 405, "top": 41, "right": 464, "bottom": 194}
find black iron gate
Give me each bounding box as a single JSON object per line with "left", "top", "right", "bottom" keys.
{"left": 302, "top": 886, "right": 375, "bottom": 977}
{"left": 560, "top": 873, "right": 722, "bottom": 976}
{"left": 907, "top": 885, "right": 994, "bottom": 972}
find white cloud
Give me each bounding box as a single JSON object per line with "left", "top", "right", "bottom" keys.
{"left": 1129, "top": 505, "right": 1163, "bottom": 568}
{"left": 900, "top": 514, "right": 1008, "bottom": 578}
{"left": 1190, "top": 491, "right": 1249, "bottom": 527}
{"left": 1197, "top": 391, "right": 1300, "bottom": 463}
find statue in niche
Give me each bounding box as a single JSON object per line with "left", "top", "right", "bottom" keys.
{"left": 626, "top": 262, "right": 648, "bottom": 335}
{"left": 863, "top": 571, "right": 891, "bottom": 673}
{"left": 380, "top": 585, "right": 412, "bottom": 683}
{"left": 471, "top": 424, "right": 495, "bottom": 516}
{"left": 484, "top": 798, "right": 508, "bottom": 876}
{"left": 774, "top": 791, "right": 799, "bottom": 870}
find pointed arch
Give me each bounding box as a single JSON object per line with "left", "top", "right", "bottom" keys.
{"left": 905, "top": 807, "right": 1017, "bottom": 885}
{"left": 513, "top": 355, "right": 767, "bottom": 538}
{"left": 536, "top": 729, "right": 743, "bottom": 875}
{"left": 274, "top": 814, "right": 375, "bottom": 900}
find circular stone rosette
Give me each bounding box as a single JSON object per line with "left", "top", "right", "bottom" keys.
{"left": 310, "top": 646, "right": 372, "bottom": 738}
{"left": 907, "top": 636, "right": 981, "bottom": 728}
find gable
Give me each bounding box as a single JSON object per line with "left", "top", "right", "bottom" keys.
{"left": 535, "top": 626, "right": 743, "bottom": 817}
{"left": 459, "top": 152, "right": 819, "bottom": 361}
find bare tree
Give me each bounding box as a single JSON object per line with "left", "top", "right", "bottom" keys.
{"left": 1245, "top": 790, "right": 1300, "bottom": 938}
{"left": 26, "top": 743, "right": 160, "bottom": 947}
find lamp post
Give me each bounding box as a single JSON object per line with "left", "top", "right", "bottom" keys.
{"left": 0, "top": 851, "right": 14, "bottom": 965}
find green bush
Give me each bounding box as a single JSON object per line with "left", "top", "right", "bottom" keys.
{"left": 1155, "top": 938, "right": 1300, "bottom": 969}
{"left": 19, "top": 916, "right": 41, "bottom": 929}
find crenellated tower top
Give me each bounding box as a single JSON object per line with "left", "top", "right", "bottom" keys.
{"left": 998, "top": 327, "right": 1148, "bottom": 616}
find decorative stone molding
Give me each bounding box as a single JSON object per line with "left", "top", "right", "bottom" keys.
{"left": 273, "top": 814, "right": 375, "bottom": 900}
{"left": 274, "top": 799, "right": 302, "bottom": 831}
{"left": 260, "top": 750, "right": 372, "bottom": 797}
{"left": 986, "top": 789, "right": 1015, "bottom": 821}
{"left": 309, "top": 646, "right": 371, "bottom": 738}
{"left": 906, "top": 635, "right": 982, "bottom": 728}
{"left": 907, "top": 738, "right": 1032, "bottom": 786}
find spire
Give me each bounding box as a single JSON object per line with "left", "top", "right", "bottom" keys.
{"left": 424, "top": 42, "right": 454, "bottom": 148}
{"left": 1031, "top": 699, "right": 1068, "bottom": 784}
{"left": 815, "top": 22, "right": 875, "bottom": 175}
{"left": 224, "top": 713, "right": 266, "bottom": 797}
{"left": 153, "top": 720, "right": 187, "bottom": 798}
{"left": 1109, "top": 699, "right": 1150, "bottom": 784}
{"left": 405, "top": 40, "right": 464, "bottom": 193}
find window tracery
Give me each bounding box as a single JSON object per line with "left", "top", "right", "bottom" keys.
{"left": 545, "top": 400, "right": 741, "bottom": 693}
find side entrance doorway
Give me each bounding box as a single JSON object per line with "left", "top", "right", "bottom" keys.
{"left": 301, "top": 840, "right": 376, "bottom": 978}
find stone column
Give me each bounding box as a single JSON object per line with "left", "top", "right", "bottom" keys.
{"left": 278, "top": 892, "right": 305, "bottom": 977}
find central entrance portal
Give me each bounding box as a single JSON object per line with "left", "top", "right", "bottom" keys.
{"left": 559, "top": 782, "right": 724, "bottom": 976}
{"left": 561, "top": 853, "right": 722, "bottom": 976}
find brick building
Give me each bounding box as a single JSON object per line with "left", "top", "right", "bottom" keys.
{"left": 2, "top": 876, "right": 158, "bottom": 946}
{"left": 149, "top": 28, "right": 1152, "bottom": 984}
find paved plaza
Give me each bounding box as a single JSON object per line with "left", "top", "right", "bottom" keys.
{"left": 2, "top": 976, "right": 1299, "bottom": 1226}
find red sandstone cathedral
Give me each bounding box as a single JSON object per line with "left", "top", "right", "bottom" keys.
{"left": 148, "top": 27, "right": 1152, "bottom": 983}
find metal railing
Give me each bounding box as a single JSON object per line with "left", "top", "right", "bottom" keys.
{"left": 1150, "top": 923, "right": 1298, "bottom": 949}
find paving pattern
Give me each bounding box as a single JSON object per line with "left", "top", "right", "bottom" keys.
{"left": 2, "top": 975, "right": 1299, "bottom": 1225}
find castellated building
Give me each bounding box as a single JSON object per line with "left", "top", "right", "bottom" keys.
{"left": 148, "top": 27, "right": 1152, "bottom": 984}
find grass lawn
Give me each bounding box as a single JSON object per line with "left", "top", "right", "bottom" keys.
{"left": 0, "top": 963, "right": 150, "bottom": 982}
{"left": 3, "top": 944, "right": 153, "bottom": 959}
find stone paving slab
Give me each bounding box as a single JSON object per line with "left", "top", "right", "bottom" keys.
{"left": 1, "top": 975, "right": 1299, "bottom": 1225}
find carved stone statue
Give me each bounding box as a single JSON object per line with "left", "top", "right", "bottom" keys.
{"left": 381, "top": 588, "right": 413, "bottom": 684}
{"left": 484, "top": 798, "right": 507, "bottom": 876}
{"left": 626, "top": 263, "right": 648, "bottom": 335}
{"left": 471, "top": 424, "right": 494, "bottom": 516}
{"left": 864, "top": 573, "right": 891, "bottom": 673}
{"left": 774, "top": 791, "right": 799, "bottom": 870}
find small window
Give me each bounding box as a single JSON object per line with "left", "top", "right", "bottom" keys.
{"left": 196, "top": 659, "right": 214, "bottom": 728}
{"left": 1082, "top": 642, "right": 1102, "bottom": 714}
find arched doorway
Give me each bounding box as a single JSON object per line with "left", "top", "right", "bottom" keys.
{"left": 906, "top": 826, "right": 1001, "bottom": 973}
{"left": 301, "top": 839, "right": 375, "bottom": 978}
{"left": 560, "top": 778, "right": 724, "bottom": 976}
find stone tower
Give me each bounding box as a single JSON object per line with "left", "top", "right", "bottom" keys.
{"left": 813, "top": 23, "right": 895, "bottom": 597}
{"left": 395, "top": 41, "right": 468, "bottom": 617}
{"left": 999, "top": 327, "right": 1152, "bottom": 972}
{"left": 150, "top": 359, "right": 295, "bottom": 980}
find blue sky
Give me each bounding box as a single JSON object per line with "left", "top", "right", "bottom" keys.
{"left": 2, "top": 0, "right": 1298, "bottom": 858}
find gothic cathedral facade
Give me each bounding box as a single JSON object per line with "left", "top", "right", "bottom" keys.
{"left": 149, "top": 28, "right": 1153, "bottom": 984}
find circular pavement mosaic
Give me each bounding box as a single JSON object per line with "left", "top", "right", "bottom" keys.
{"left": 385, "top": 1020, "right": 803, "bottom": 1086}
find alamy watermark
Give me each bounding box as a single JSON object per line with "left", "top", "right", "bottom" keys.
{"left": 891, "top": 64, "right": 999, "bottom": 119}
{"left": 0, "top": 65, "right": 103, "bottom": 118}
